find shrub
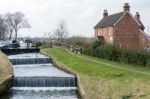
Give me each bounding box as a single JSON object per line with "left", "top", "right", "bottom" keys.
{"left": 83, "top": 43, "right": 150, "bottom": 67}
{"left": 66, "top": 36, "right": 96, "bottom": 48}
{"left": 35, "top": 42, "right": 43, "bottom": 48}
{"left": 122, "top": 92, "right": 133, "bottom": 99}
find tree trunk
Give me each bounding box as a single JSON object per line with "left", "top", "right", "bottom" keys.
{"left": 9, "top": 31, "right": 12, "bottom": 40}
{"left": 2, "top": 32, "right": 5, "bottom": 40}
{"left": 15, "top": 30, "right": 17, "bottom": 40}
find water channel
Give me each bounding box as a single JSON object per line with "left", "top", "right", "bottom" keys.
{"left": 0, "top": 53, "right": 78, "bottom": 99}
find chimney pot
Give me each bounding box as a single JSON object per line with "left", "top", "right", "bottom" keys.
{"left": 123, "top": 3, "right": 130, "bottom": 12}
{"left": 136, "top": 12, "right": 139, "bottom": 15}
{"left": 103, "top": 9, "right": 108, "bottom": 18}
{"left": 135, "top": 12, "right": 140, "bottom": 21}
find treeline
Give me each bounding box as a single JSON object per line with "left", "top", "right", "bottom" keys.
{"left": 0, "top": 12, "right": 30, "bottom": 40}
{"left": 83, "top": 39, "right": 150, "bottom": 66}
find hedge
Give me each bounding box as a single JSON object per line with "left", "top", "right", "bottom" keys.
{"left": 83, "top": 45, "right": 150, "bottom": 67}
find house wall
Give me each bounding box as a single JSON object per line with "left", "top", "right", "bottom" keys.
{"left": 95, "top": 29, "right": 98, "bottom": 37}
{"left": 95, "top": 27, "right": 113, "bottom": 43}
{"left": 142, "top": 36, "right": 150, "bottom": 51}
{"left": 114, "top": 13, "right": 143, "bottom": 49}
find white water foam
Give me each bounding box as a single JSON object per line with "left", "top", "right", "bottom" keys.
{"left": 12, "top": 87, "right": 77, "bottom": 91}
{"left": 8, "top": 53, "right": 49, "bottom": 59}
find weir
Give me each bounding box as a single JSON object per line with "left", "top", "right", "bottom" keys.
{"left": 0, "top": 52, "right": 78, "bottom": 99}
{"left": 1, "top": 48, "right": 40, "bottom": 55}
{"left": 10, "top": 58, "right": 52, "bottom": 65}
{"left": 13, "top": 77, "right": 77, "bottom": 87}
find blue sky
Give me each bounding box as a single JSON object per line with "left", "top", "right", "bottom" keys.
{"left": 0, "top": 0, "right": 149, "bottom": 37}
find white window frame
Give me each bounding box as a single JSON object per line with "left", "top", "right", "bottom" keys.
{"left": 108, "top": 27, "right": 113, "bottom": 36}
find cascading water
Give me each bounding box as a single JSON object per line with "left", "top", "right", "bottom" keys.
{"left": 10, "top": 58, "right": 52, "bottom": 65}
{"left": 0, "top": 53, "right": 78, "bottom": 99}
{"left": 13, "top": 77, "right": 76, "bottom": 87}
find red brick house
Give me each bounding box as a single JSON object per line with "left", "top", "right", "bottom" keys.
{"left": 94, "top": 3, "right": 150, "bottom": 49}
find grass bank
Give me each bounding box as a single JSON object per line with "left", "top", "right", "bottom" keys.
{"left": 42, "top": 47, "right": 150, "bottom": 99}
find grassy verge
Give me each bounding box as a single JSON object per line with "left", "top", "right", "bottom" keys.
{"left": 42, "top": 47, "right": 150, "bottom": 99}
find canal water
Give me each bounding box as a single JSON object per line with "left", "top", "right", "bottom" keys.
{"left": 0, "top": 53, "right": 78, "bottom": 99}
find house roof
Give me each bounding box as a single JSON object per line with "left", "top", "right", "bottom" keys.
{"left": 94, "top": 11, "right": 145, "bottom": 30}
{"left": 142, "top": 32, "right": 150, "bottom": 40}
{"left": 137, "top": 20, "right": 145, "bottom": 30}
{"left": 94, "top": 12, "right": 124, "bottom": 28}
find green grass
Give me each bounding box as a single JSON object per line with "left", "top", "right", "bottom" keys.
{"left": 42, "top": 47, "right": 150, "bottom": 99}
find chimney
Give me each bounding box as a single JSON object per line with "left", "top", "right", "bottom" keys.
{"left": 135, "top": 12, "right": 140, "bottom": 21}
{"left": 103, "top": 9, "right": 108, "bottom": 18}
{"left": 123, "top": 3, "right": 130, "bottom": 12}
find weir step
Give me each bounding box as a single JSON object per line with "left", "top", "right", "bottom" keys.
{"left": 10, "top": 58, "right": 52, "bottom": 65}
{"left": 13, "top": 77, "right": 77, "bottom": 87}
{"left": 1, "top": 48, "right": 40, "bottom": 55}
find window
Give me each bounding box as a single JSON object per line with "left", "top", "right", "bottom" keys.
{"left": 95, "top": 29, "right": 98, "bottom": 37}
{"left": 107, "top": 27, "right": 113, "bottom": 36}
{"left": 109, "top": 36, "right": 113, "bottom": 43}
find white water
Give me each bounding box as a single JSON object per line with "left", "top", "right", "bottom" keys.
{"left": 12, "top": 87, "right": 77, "bottom": 91}
{"left": 0, "top": 53, "right": 78, "bottom": 99}
{"left": 8, "top": 53, "right": 49, "bottom": 59}
{"left": 2, "top": 88, "right": 78, "bottom": 99}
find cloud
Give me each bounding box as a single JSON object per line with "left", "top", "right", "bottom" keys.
{"left": 0, "top": 0, "right": 149, "bottom": 37}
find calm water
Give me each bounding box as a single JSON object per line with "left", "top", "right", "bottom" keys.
{"left": 13, "top": 64, "right": 74, "bottom": 77}
{"left": 0, "top": 53, "right": 78, "bottom": 99}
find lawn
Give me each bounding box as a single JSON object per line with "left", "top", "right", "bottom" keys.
{"left": 42, "top": 47, "right": 150, "bottom": 99}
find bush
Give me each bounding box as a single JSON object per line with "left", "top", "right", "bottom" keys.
{"left": 122, "top": 92, "right": 133, "bottom": 99}
{"left": 66, "top": 36, "right": 96, "bottom": 48}
{"left": 146, "top": 58, "right": 150, "bottom": 66}
{"left": 83, "top": 43, "right": 150, "bottom": 67}
{"left": 35, "top": 42, "right": 43, "bottom": 48}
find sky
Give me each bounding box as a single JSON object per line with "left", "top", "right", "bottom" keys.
{"left": 0, "top": 0, "right": 150, "bottom": 37}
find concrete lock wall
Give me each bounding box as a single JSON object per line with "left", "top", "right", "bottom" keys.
{"left": 0, "top": 51, "right": 13, "bottom": 94}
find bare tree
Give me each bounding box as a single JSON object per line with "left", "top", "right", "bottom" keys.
{"left": 0, "top": 15, "right": 8, "bottom": 40}
{"left": 48, "top": 32, "right": 54, "bottom": 41}
{"left": 6, "top": 12, "right": 31, "bottom": 40}
{"left": 54, "top": 20, "right": 69, "bottom": 43}
{"left": 5, "top": 13, "right": 14, "bottom": 40}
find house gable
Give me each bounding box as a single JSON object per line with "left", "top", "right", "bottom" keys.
{"left": 114, "top": 11, "right": 141, "bottom": 28}
{"left": 113, "top": 11, "right": 143, "bottom": 48}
